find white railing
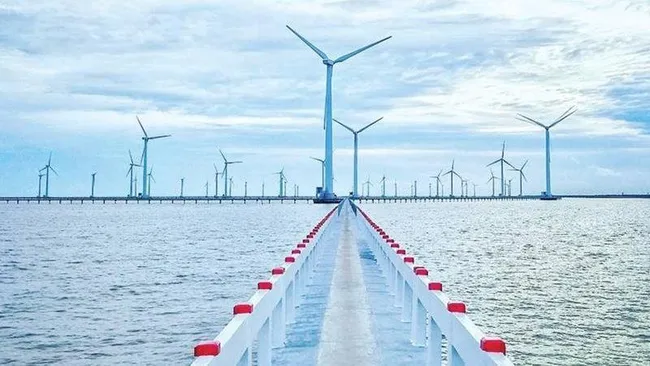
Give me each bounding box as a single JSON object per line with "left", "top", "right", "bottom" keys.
{"left": 357, "top": 208, "right": 515, "bottom": 366}
{"left": 191, "top": 207, "right": 337, "bottom": 366}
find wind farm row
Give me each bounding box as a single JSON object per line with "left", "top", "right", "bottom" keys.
{"left": 16, "top": 26, "right": 581, "bottom": 202}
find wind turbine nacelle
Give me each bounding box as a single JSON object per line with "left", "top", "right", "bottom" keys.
{"left": 322, "top": 59, "right": 334, "bottom": 66}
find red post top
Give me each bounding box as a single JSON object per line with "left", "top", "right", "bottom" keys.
{"left": 285, "top": 256, "right": 296, "bottom": 263}
{"left": 447, "top": 301, "right": 466, "bottom": 313}
{"left": 396, "top": 249, "right": 406, "bottom": 255}
{"left": 381, "top": 234, "right": 389, "bottom": 240}
{"left": 414, "top": 267, "right": 428, "bottom": 276}
{"left": 480, "top": 337, "right": 507, "bottom": 355}
{"left": 390, "top": 243, "right": 400, "bottom": 248}
{"left": 297, "top": 243, "right": 306, "bottom": 248}
{"left": 291, "top": 249, "right": 301, "bottom": 254}
{"left": 194, "top": 340, "right": 221, "bottom": 357}
{"left": 307, "top": 234, "right": 314, "bottom": 239}
{"left": 233, "top": 303, "right": 254, "bottom": 315}
{"left": 386, "top": 238, "right": 395, "bottom": 243}
{"left": 428, "top": 282, "right": 443, "bottom": 291}
{"left": 302, "top": 238, "right": 310, "bottom": 244}
{"left": 403, "top": 256, "right": 415, "bottom": 263}
{"left": 271, "top": 267, "right": 285, "bottom": 275}
{"left": 257, "top": 281, "right": 273, "bottom": 290}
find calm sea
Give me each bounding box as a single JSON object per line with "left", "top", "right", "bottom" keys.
{"left": 1, "top": 200, "right": 648, "bottom": 365}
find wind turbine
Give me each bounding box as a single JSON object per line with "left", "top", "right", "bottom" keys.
{"left": 39, "top": 152, "right": 58, "bottom": 198}
{"left": 516, "top": 106, "right": 577, "bottom": 198}
{"left": 126, "top": 150, "right": 141, "bottom": 197}
{"left": 487, "top": 169, "right": 499, "bottom": 197}
{"left": 430, "top": 170, "right": 443, "bottom": 197}
{"left": 394, "top": 181, "right": 398, "bottom": 197}
{"left": 508, "top": 179, "right": 513, "bottom": 196}
{"left": 487, "top": 141, "right": 515, "bottom": 197}
{"left": 362, "top": 177, "right": 373, "bottom": 197}
{"left": 333, "top": 117, "right": 383, "bottom": 198}
{"left": 378, "top": 175, "right": 387, "bottom": 197}
{"left": 461, "top": 179, "right": 468, "bottom": 197}
{"left": 213, "top": 164, "right": 222, "bottom": 198}
{"left": 90, "top": 172, "right": 97, "bottom": 198}
{"left": 273, "top": 168, "right": 287, "bottom": 197}
{"left": 136, "top": 116, "right": 170, "bottom": 198}
{"left": 37, "top": 172, "right": 44, "bottom": 198}
{"left": 205, "top": 181, "right": 209, "bottom": 197}
{"left": 286, "top": 25, "right": 391, "bottom": 199}
{"left": 310, "top": 157, "right": 325, "bottom": 189}
{"left": 442, "top": 160, "right": 462, "bottom": 197}
{"left": 229, "top": 177, "right": 234, "bottom": 196}
{"left": 220, "top": 149, "right": 242, "bottom": 197}
{"left": 147, "top": 167, "right": 155, "bottom": 197}
{"left": 510, "top": 160, "right": 529, "bottom": 196}
{"left": 180, "top": 178, "right": 185, "bottom": 197}
{"left": 472, "top": 183, "right": 478, "bottom": 197}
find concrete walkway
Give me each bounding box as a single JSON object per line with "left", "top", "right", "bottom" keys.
{"left": 316, "top": 210, "right": 378, "bottom": 365}
{"left": 273, "top": 208, "right": 426, "bottom": 365}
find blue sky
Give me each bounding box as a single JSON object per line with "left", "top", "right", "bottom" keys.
{"left": 1, "top": 0, "right": 649, "bottom": 197}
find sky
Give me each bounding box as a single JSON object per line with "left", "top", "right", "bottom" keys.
{"left": 1, "top": 0, "right": 649, "bottom": 197}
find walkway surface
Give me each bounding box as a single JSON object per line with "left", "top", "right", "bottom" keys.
{"left": 273, "top": 208, "right": 427, "bottom": 365}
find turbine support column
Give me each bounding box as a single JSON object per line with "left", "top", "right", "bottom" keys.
{"left": 353, "top": 134, "right": 359, "bottom": 198}
{"left": 323, "top": 64, "right": 334, "bottom": 199}
{"left": 545, "top": 129, "right": 551, "bottom": 197}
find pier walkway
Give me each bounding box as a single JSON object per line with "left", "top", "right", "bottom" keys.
{"left": 192, "top": 200, "right": 513, "bottom": 365}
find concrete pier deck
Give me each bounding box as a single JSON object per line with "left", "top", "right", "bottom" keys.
{"left": 272, "top": 207, "right": 426, "bottom": 365}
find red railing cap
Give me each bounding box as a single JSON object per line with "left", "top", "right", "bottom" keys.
{"left": 233, "top": 303, "right": 254, "bottom": 315}
{"left": 447, "top": 301, "right": 466, "bottom": 313}
{"left": 480, "top": 337, "right": 507, "bottom": 355}
{"left": 271, "top": 267, "right": 285, "bottom": 275}
{"left": 257, "top": 281, "right": 273, "bottom": 290}
{"left": 428, "top": 282, "right": 443, "bottom": 291}
{"left": 194, "top": 340, "right": 221, "bottom": 357}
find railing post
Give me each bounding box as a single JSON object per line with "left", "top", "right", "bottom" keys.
{"left": 401, "top": 282, "right": 412, "bottom": 322}
{"left": 272, "top": 298, "right": 285, "bottom": 348}
{"left": 426, "top": 318, "right": 442, "bottom": 365}
{"left": 285, "top": 281, "right": 295, "bottom": 323}
{"left": 394, "top": 272, "right": 403, "bottom": 307}
{"left": 448, "top": 345, "right": 465, "bottom": 366}
{"left": 411, "top": 297, "right": 426, "bottom": 346}
{"left": 257, "top": 317, "right": 272, "bottom": 366}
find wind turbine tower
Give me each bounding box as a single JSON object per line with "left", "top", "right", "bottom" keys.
{"left": 334, "top": 117, "right": 383, "bottom": 198}
{"left": 487, "top": 170, "right": 499, "bottom": 197}
{"left": 487, "top": 141, "right": 515, "bottom": 196}
{"left": 136, "top": 116, "right": 170, "bottom": 198}
{"left": 510, "top": 160, "right": 528, "bottom": 196}
{"left": 274, "top": 168, "right": 287, "bottom": 197}
{"left": 180, "top": 178, "right": 185, "bottom": 197}
{"left": 286, "top": 25, "right": 391, "bottom": 200}
{"left": 147, "top": 167, "right": 156, "bottom": 197}
{"left": 90, "top": 172, "right": 97, "bottom": 198}
{"left": 126, "top": 150, "right": 141, "bottom": 197}
{"left": 516, "top": 106, "right": 577, "bottom": 199}
{"left": 39, "top": 153, "right": 58, "bottom": 198}
{"left": 213, "top": 164, "right": 222, "bottom": 197}
{"left": 442, "top": 160, "right": 462, "bottom": 197}
{"left": 379, "top": 175, "right": 387, "bottom": 197}
{"left": 37, "top": 172, "right": 44, "bottom": 198}
{"left": 220, "top": 149, "right": 242, "bottom": 197}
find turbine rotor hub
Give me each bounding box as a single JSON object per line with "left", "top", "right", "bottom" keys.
{"left": 322, "top": 59, "right": 334, "bottom": 66}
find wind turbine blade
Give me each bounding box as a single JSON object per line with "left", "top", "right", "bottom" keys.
{"left": 333, "top": 118, "right": 355, "bottom": 133}
{"left": 151, "top": 176, "right": 156, "bottom": 183}
{"left": 136, "top": 116, "right": 148, "bottom": 137}
{"left": 285, "top": 25, "right": 328, "bottom": 60}
{"left": 310, "top": 156, "right": 324, "bottom": 163}
{"left": 503, "top": 159, "right": 516, "bottom": 169}
{"left": 486, "top": 159, "right": 500, "bottom": 167}
{"left": 522, "top": 160, "right": 529, "bottom": 170}
{"left": 140, "top": 148, "right": 145, "bottom": 165}
{"left": 334, "top": 36, "right": 392, "bottom": 63}
{"left": 549, "top": 106, "right": 577, "bottom": 128}
{"left": 555, "top": 105, "right": 577, "bottom": 123}
{"left": 231, "top": 161, "right": 243, "bottom": 164}
{"left": 219, "top": 149, "right": 227, "bottom": 162}
{"left": 126, "top": 166, "right": 132, "bottom": 177}
{"left": 358, "top": 117, "right": 383, "bottom": 133}
{"left": 149, "top": 134, "right": 171, "bottom": 140}
{"left": 522, "top": 171, "right": 528, "bottom": 182}
{"left": 442, "top": 171, "right": 452, "bottom": 176}
{"left": 516, "top": 114, "right": 546, "bottom": 129}
{"left": 129, "top": 150, "right": 135, "bottom": 164}
{"left": 214, "top": 163, "right": 218, "bottom": 172}
{"left": 48, "top": 152, "right": 52, "bottom": 165}
{"left": 50, "top": 166, "right": 59, "bottom": 176}
{"left": 501, "top": 141, "right": 505, "bottom": 158}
